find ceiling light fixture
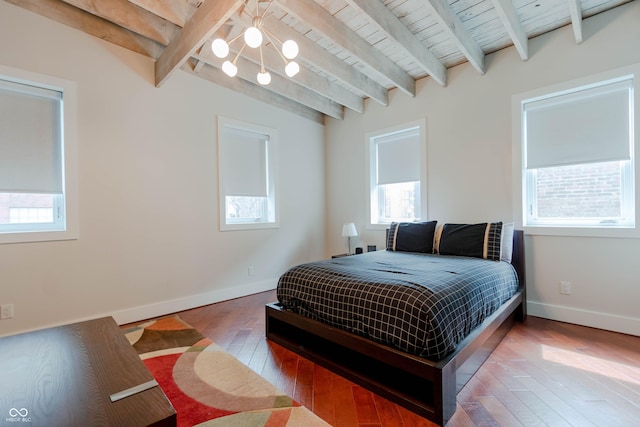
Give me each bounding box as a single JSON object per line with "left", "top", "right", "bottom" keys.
{"left": 211, "top": 0, "right": 300, "bottom": 86}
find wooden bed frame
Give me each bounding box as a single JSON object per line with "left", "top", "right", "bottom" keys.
{"left": 265, "top": 230, "right": 526, "bottom": 426}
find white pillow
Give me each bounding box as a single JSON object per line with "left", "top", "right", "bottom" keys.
{"left": 500, "top": 222, "right": 514, "bottom": 263}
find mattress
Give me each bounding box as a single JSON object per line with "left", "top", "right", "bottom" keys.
{"left": 276, "top": 250, "right": 519, "bottom": 359}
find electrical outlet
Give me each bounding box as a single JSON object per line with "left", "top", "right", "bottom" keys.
{"left": 560, "top": 281, "right": 572, "bottom": 295}
{"left": 248, "top": 266, "right": 254, "bottom": 276}
{"left": 1, "top": 304, "right": 14, "bottom": 319}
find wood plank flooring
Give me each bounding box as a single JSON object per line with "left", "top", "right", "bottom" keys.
{"left": 160, "top": 290, "right": 640, "bottom": 426}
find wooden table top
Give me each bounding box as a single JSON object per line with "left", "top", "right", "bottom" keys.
{"left": 0, "top": 317, "right": 176, "bottom": 427}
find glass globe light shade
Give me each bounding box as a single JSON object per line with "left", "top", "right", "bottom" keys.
{"left": 211, "top": 38, "right": 229, "bottom": 58}
{"left": 244, "top": 26, "right": 263, "bottom": 48}
{"left": 222, "top": 60, "right": 238, "bottom": 77}
{"left": 257, "top": 71, "right": 271, "bottom": 85}
{"left": 282, "top": 40, "right": 299, "bottom": 59}
{"left": 285, "top": 61, "right": 300, "bottom": 77}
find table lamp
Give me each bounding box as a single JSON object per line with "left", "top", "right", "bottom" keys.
{"left": 341, "top": 222, "right": 358, "bottom": 255}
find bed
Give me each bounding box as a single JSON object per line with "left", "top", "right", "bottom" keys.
{"left": 266, "top": 222, "right": 526, "bottom": 426}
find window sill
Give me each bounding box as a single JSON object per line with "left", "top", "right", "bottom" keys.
{"left": 0, "top": 229, "right": 78, "bottom": 245}
{"left": 220, "top": 221, "right": 280, "bottom": 232}
{"left": 524, "top": 225, "right": 640, "bottom": 239}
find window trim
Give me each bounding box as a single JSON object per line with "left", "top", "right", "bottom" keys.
{"left": 512, "top": 63, "right": 640, "bottom": 238}
{"left": 366, "top": 119, "right": 427, "bottom": 230}
{"left": 0, "top": 65, "right": 78, "bottom": 245}
{"left": 217, "top": 116, "right": 279, "bottom": 231}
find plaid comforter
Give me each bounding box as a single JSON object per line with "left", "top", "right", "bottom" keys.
{"left": 277, "top": 250, "right": 519, "bottom": 360}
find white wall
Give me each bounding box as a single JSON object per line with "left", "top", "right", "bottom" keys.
{"left": 0, "top": 2, "right": 325, "bottom": 336}
{"left": 325, "top": 2, "right": 640, "bottom": 336}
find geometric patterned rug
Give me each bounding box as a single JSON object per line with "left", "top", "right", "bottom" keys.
{"left": 123, "top": 316, "right": 331, "bottom": 427}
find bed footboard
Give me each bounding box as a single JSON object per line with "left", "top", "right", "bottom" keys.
{"left": 266, "top": 288, "right": 523, "bottom": 425}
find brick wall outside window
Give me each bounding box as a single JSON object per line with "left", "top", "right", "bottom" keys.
{"left": 536, "top": 162, "right": 621, "bottom": 218}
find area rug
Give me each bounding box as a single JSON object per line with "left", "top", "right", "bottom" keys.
{"left": 123, "top": 316, "right": 330, "bottom": 427}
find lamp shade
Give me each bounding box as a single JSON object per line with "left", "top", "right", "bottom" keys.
{"left": 257, "top": 71, "right": 271, "bottom": 85}
{"left": 282, "top": 40, "right": 299, "bottom": 59}
{"left": 211, "top": 38, "right": 229, "bottom": 58}
{"left": 285, "top": 61, "right": 300, "bottom": 77}
{"left": 244, "top": 26, "right": 263, "bottom": 48}
{"left": 222, "top": 60, "right": 238, "bottom": 77}
{"left": 342, "top": 223, "right": 358, "bottom": 237}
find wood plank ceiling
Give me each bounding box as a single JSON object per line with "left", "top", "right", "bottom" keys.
{"left": 3, "top": 0, "right": 633, "bottom": 124}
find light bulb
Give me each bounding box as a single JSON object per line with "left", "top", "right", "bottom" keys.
{"left": 211, "top": 38, "right": 229, "bottom": 58}
{"left": 282, "top": 40, "right": 299, "bottom": 59}
{"left": 285, "top": 61, "right": 300, "bottom": 77}
{"left": 222, "top": 60, "right": 237, "bottom": 77}
{"left": 257, "top": 71, "right": 271, "bottom": 85}
{"left": 244, "top": 26, "right": 263, "bottom": 48}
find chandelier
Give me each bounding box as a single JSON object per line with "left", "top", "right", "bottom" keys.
{"left": 210, "top": 0, "right": 300, "bottom": 86}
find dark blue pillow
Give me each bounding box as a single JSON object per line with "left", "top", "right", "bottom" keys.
{"left": 386, "top": 221, "right": 437, "bottom": 253}
{"left": 437, "top": 222, "right": 503, "bottom": 261}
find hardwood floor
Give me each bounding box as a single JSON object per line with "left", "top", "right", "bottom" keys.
{"left": 169, "top": 290, "right": 640, "bottom": 426}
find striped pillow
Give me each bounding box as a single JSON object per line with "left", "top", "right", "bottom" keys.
{"left": 386, "top": 221, "right": 437, "bottom": 253}
{"left": 436, "top": 222, "right": 503, "bottom": 261}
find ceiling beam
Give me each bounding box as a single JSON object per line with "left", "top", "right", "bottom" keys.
{"left": 127, "top": 0, "right": 197, "bottom": 27}
{"left": 490, "top": 0, "right": 528, "bottom": 60}
{"left": 4, "top": 0, "right": 163, "bottom": 59}
{"left": 60, "top": 0, "right": 179, "bottom": 46}
{"left": 344, "top": 0, "right": 447, "bottom": 87}
{"left": 182, "top": 61, "right": 324, "bottom": 124}
{"left": 423, "top": 0, "right": 486, "bottom": 74}
{"left": 194, "top": 38, "right": 215, "bottom": 74}
{"left": 277, "top": 0, "right": 416, "bottom": 97}
{"left": 568, "top": 0, "right": 584, "bottom": 44}
{"left": 155, "top": 0, "right": 243, "bottom": 87}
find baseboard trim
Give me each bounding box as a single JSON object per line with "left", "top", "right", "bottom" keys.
{"left": 111, "top": 279, "right": 277, "bottom": 326}
{"left": 527, "top": 301, "right": 640, "bottom": 337}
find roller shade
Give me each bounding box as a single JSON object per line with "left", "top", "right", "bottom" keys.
{"left": 0, "top": 78, "right": 63, "bottom": 193}
{"left": 376, "top": 127, "right": 420, "bottom": 185}
{"left": 525, "top": 78, "right": 632, "bottom": 170}
{"left": 223, "top": 126, "right": 268, "bottom": 197}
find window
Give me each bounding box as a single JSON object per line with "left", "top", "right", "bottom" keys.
{"left": 217, "top": 116, "right": 278, "bottom": 231}
{"left": 367, "top": 120, "right": 427, "bottom": 228}
{"left": 0, "top": 66, "right": 78, "bottom": 244}
{"left": 517, "top": 73, "right": 636, "bottom": 235}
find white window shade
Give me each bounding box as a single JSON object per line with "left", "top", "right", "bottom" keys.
{"left": 525, "top": 78, "right": 632, "bottom": 170}
{"left": 376, "top": 128, "right": 420, "bottom": 185}
{"left": 222, "top": 127, "right": 268, "bottom": 197}
{"left": 0, "top": 79, "right": 63, "bottom": 193}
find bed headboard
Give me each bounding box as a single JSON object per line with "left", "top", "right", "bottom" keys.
{"left": 511, "top": 230, "right": 525, "bottom": 281}
{"left": 511, "top": 229, "right": 527, "bottom": 315}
